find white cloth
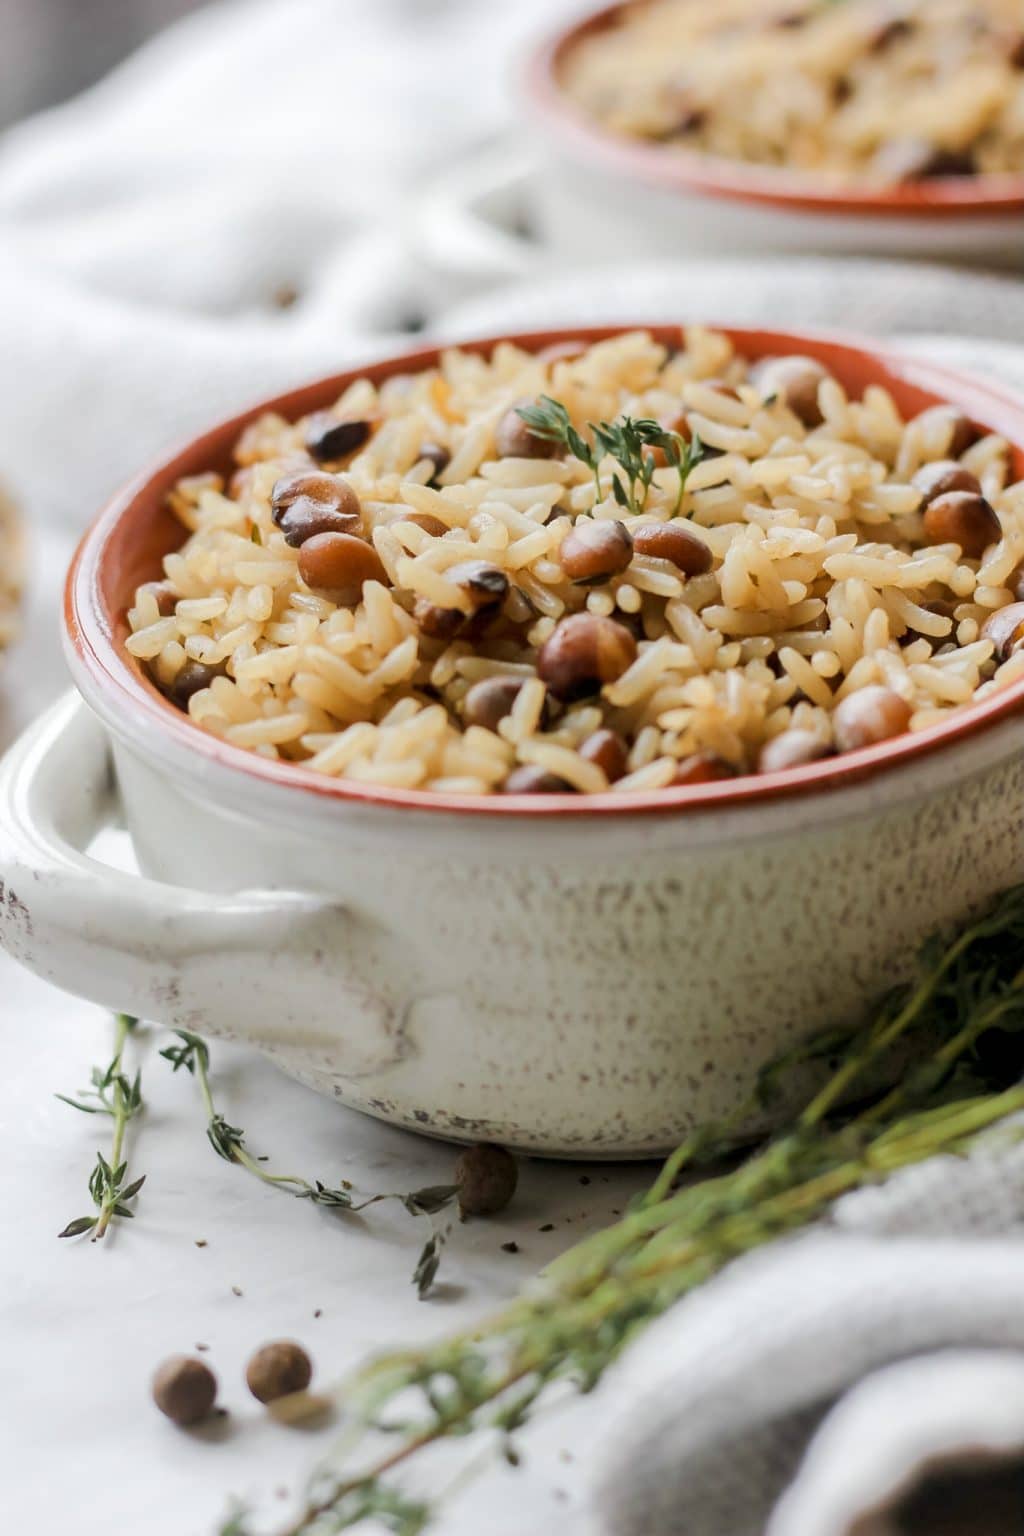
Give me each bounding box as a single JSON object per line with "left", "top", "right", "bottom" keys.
{"left": 0, "top": 0, "right": 577, "bottom": 526}
{"left": 591, "top": 1143, "right": 1024, "bottom": 1536}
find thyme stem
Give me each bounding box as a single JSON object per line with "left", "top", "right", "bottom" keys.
{"left": 161, "top": 1029, "right": 458, "bottom": 1296}
{"left": 57, "top": 1012, "right": 145, "bottom": 1242}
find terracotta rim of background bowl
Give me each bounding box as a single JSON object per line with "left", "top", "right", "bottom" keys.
{"left": 67, "top": 323, "right": 1024, "bottom": 819}
{"left": 525, "top": 2, "right": 1024, "bottom": 221}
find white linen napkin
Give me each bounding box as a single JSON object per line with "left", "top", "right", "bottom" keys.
{"left": 589, "top": 1141, "right": 1024, "bottom": 1536}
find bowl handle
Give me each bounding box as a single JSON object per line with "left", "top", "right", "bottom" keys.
{"left": 0, "top": 693, "right": 402, "bottom": 1074}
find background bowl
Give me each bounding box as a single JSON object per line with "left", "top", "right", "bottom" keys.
{"left": 525, "top": 1, "right": 1024, "bottom": 270}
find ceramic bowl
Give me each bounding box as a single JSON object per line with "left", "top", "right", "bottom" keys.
{"left": 3, "top": 325, "right": 1024, "bottom": 1158}
{"left": 525, "top": 3, "right": 1024, "bottom": 270}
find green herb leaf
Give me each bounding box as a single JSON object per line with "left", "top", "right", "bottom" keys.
{"left": 404, "top": 1185, "right": 458, "bottom": 1215}
{"left": 412, "top": 1230, "right": 447, "bottom": 1300}
{"left": 58, "top": 1215, "right": 98, "bottom": 1239}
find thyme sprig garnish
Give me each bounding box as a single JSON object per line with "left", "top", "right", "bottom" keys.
{"left": 516, "top": 396, "right": 704, "bottom": 515}
{"left": 161, "top": 1030, "right": 457, "bottom": 1297}
{"left": 57, "top": 1012, "right": 146, "bottom": 1240}
{"left": 226, "top": 885, "right": 1024, "bottom": 1536}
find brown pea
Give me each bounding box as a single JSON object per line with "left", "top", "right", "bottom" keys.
{"left": 271, "top": 469, "right": 342, "bottom": 513}
{"left": 632, "top": 521, "right": 713, "bottom": 576}
{"left": 271, "top": 471, "right": 362, "bottom": 547}
{"left": 867, "top": 15, "right": 914, "bottom": 52}
{"left": 578, "top": 728, "right": 628, "bottom": 782}
{"left": 416, "top": 442, "right": 450, "bottom": 484}
{"left": 1009, "top": 33, "right": 1024, "bottom": 69}
{"left": 444, "top": 561, "right": 509, "bottom": 612}
{"left": 537, "top": 613, "right": 637, "bottom": 702}
{"left": 298, "top": 532, "right": 386, "bottom": 598}
{"left": 413, "top": 599, "right": 463, "bottom": 640}
{"left": 152, "top": 1356, "right": 217, "bottom": 1426}
{"left": 501, "top": 765, "right": 574, "bottom": 794}
{"left": 832, "top": 686, "right": 912, "bottom": 753}
{"left": 494, "top": 402, "right": 562, "bottom": 460}
{"left": 278, "top": 500, "right": 363, "bottom": 548}
{"left": 140, "top": 580, "right": 178, "bottom": 617}
{"left": 168, "top": 659, "right": 225, "bottom": 711}
{"left": 395, "top": 511, "right": 449, "bottom": 538}
{"left": 655, "top": 103, "right": 707, "bottom": 139}
{"left": 559, "top": 520, "right": 634, "bottom": 584}
{"left": 873, "top": 139, "right": 976, "bottom": 182}
{"left": 912, "top": 405, "right": 978, "bottom": 458}
{"left": 922, "top": 491, "right": 1001, "bottom": 559}
{"left": 751, "top": 354, "right": 828, "bottom": 428}
{"left": 304, "top": 412, "right": 374, "bottom": 463}
{"left": 413, "top": 562, "right": 509, "bottom": 640}
{"left": 670, "top": 752, "right": 734, "bottom": 786}
{"left": 982, "top": 602, "right": 1024, "bottom": 661}
{"left": 246, "top": 1341, "right": 313, "bottom": 1404}
{"left": 463, "top": 676, "right": 528, "bottom": 733}
{"left": 912, "top": 459, "right": 982, "bottom": 508}
{"left": 757, "top": 729, "right": 831, "bottom": 774}
{"left": 1010, "top": 565, "right": 1024, "bottom": 603}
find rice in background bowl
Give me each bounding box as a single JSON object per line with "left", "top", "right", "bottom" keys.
{"left": 561, "top": 0, "right": 1024, "bottom": 185}
{"left": 125, "top": 327, "right": 1024, "bottom": 798}
{"left": 525, "top": 2, "right": 1024, "bottom": 265}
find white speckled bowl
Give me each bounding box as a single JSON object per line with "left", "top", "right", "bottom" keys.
{"left": 2, "top": 325, "right": 1024, "bottom": 1157}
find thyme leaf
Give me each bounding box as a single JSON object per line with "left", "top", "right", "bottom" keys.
{"left": 161, "top": 1030, "right": 458, "bottom": 1295}
{"left": 57, "top": 1013, "right": 145, "bottom": 1241}
{"left": 516, "top": 396, "right": 704, "bottom": 514}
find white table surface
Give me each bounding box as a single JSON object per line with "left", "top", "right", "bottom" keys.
{"left": 2, "top": 529, "right": 645, "bottom": 1535}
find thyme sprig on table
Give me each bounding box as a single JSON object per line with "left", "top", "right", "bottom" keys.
{"left": 57, "top": 1012, "right": 146, "bottom": 1240}
{"left": 516, "top": 396, "right": 704, "bottom": 515}
{"left": 226, "top": 885, "right": 1024, "bottom": 1536}
{"left": 160, "top": 1030, "right": 457, "bottom": 1297}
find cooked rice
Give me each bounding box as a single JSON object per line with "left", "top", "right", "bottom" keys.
{"left": 127, "top": 327, "right": 1024, "bottom": 795}
{"left": 560, "top": 0, "right": 1024, "bottom": 183}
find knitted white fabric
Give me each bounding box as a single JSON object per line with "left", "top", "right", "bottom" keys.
{"left": 590, "top": 1140, "right": 1024, "bottom": 1536}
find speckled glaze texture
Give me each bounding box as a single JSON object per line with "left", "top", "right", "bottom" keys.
{"left": 4, "top": 692, "right": 1024, "bottom": 1156}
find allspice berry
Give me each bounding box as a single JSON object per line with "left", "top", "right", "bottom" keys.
{"left": 152, "top": 1355, "right": 218, "bottom": 1426}
{"left": 454, "top": 1143, "right": 518, "bottom": 1217}
{"left": 245, "top": 1340, "right": 313, "bottom": 1404}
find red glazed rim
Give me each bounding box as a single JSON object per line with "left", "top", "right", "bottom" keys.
{"left": 525, "top": 1, "right": 1024, "bottom": 220}
{"left": 67, "top": 323, "right": 1024, "bottom": 819}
